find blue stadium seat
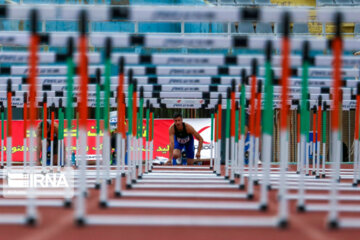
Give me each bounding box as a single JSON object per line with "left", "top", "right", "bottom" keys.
{"left": 235, "top": 22, "right": 254, "bottom": 33}
{"left": 254, "top": 0, "right": 272, "bottom": 5}
{"left": 255, "top": 23, "right": 272, "bottom": 34}
{"left": 217, "top": 0, "right": 236, "bottom": 5}
{"left": 293, "top": 23, "right": 309, "bottom": 34}
{"left": 235, "top": 0, "right": 253, "bottom": 5}
{"left": 335, "top": 0, "right": 354, "bottom": 4}
{"left": 317, "top": 0, "right": 335, "bottom": 6}
{"left": 139, "top": 23, "right": 181, "bottom": 33}
{"left": 355, "top": 23, "right": 360, "bottom": 35}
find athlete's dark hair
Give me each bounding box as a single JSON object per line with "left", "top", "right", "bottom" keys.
{"left": 173, "top": 112, "right": 182, "bottom": 119}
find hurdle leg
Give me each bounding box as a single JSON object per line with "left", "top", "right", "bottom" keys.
{"left": 278, "top": 130, "right": 288, "bottom": 225}
{"left": 100, "top": 131, "right": 110, "bottom": 206}
{"left": 26, "top": 127, "right": 37, "bottom": 223}
{"left": 353, "top": 139, "right": 359, "bottom": 186}
{"left": 62, "top": 139, "right": 71, "bottom": 207}
{"left": 121, "top": 137, "right": 125, "bottom": 176}
{"left": 239, "top": 137, "right": 245, "bottom": 189}
{"left": 217, "top": 139, "right": 221, "bottom": 176}
{"left": 50, "top": 140, "right": 54, "bottom": 169}
{"left": 225, "top": 136, "right": 229, "bottom": 179}
{"left": 104, "top": 131, "right": 111, "bottom": 184}
{"left": 75, "top": 128, "right": 87, "bottom": 221}
{"left": 234, "top": 139, "right": 238, "bottom": 178}
{"left": 210, "top": 140, "right": 214, "bottom": 170}
{"left": 306, "top": 141, "right": 309, "bottom": 176}
{"left": 6, "top": 136, "right": 12, "bottom": 170}
{"left": 0, "top": 139, "right": 3, "bottom": 168}
{"left": 230, "top": 136, "right": 235, "bottom": 183}
{"left": 61, "top": 139, "right": 65, "bottom": 167}
{"left": 138, "top": 137, "right": 143, "bottom": 178}
{"left": 316, "top": 140, "right": 320, "bottom": 178}
{"left": 150, "top": 139, "right": 154, "bottom": 171}
{"left": 312, "top": 141, "right": 316, "bottom": 175}
{"left": 260, "top": 133, "right": 271, "bottom": 210}
{"left": 328, "top": 131, "right": 340, "bottom": 227}
{"left": 131, "top": 136, "right": 137, "bottom": 183}
{"left": 66, "top": 133, "right": 72, "bottom": 168}
{"left": 23, "top": 137, "right": 27, "bottom": 168}
{"left": 126, "top": 134, "right": 132, "bottom": 188}
{"left": 115, "top": 133, "right": 122, "bottom": 196}
{"left": 145, "top": 140, "right": 149, "bottom": 173}
{"left": 247, "top": 135, "right": 254, "bottom": 199}
{"left": 296, "top": 142, "right": 300, "bottom": 173}
{"left": 357, "top": 141, "right": 360, "bottom": 184}
{"left": 41, "top": 138, "right": 46, "bottom": 171}
{"left": 57, "top": 139, "right": 61, "bottom": 171}
{"left": 254, "top": 136, "right": 260, "bottom": 185}
{"left": 297, "top": 135, "right": 306, "bottom": 211}
{"left": 95, "top": 133, "right": 101, "bottom": 188}
{"left": 121, "top": 137, "right": 126, "bottom": 176}
{"left": 322, "top": 142, "right": 326, "bottom": 178}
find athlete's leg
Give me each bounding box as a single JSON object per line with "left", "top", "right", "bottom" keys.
{"left": 173, "top": 135, "right": 184, "bottom": 165}
{"left": 185, "top": 137, "right": 195, "bottom": 165}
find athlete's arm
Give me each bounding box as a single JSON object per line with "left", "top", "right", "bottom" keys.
{"left": 187, "top": 124, "right": 203, "bottom": 159}
{"left": 167, "top": 125, "right": 175, "bottom": 164}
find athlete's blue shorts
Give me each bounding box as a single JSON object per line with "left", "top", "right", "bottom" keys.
{"left": 173, "top": 135, "right": 195, "bottom": 161}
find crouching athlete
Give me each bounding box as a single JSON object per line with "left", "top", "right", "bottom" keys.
{"left": 166, "top": 112, "right": 204, "bottom": 165}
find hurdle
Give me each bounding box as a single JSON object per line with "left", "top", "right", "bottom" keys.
{"left": 2, "top": 4, "right": 360, "bottom": 231}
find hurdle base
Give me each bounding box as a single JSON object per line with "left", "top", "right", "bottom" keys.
{"left": 138, "top": 175, "right": 142, "bottom": 179}
{"left": 312, "top": 171, "right": 316, "bottom": 175}
{"left": 315, "top": 175, "right": 320, "bottom": 179}
{"left": 210, "top": 166, "right": 213, "bottom": 170}
{"left": 99, "top": 201, "right": 108, "bottom": 208}
{"left": 76, "top": 218, "right": 85, "bottom": 227}
{"left": 224, "top": 176, "right": 229, "bottom": 180}
{"left": 277, "top": 219, "right": 288, "bottom": 229}
{"left": 235, "top": 174, "right": 240, "bottom": 178}
{"left": 247, "top": 194, "right": 254, "bottom": 200}
{"left": 126, "top": 184, "right": 132, "bottom": 189}
{"left": 353, "top": 182, "right": 358, "bottom": 187}
{"left": 132, "top": 179, "right": 137, "bottom": 184}
{"left": 267, "top": 185, "right": 272, "bottom": 191}
{"left": 297, "top": 205, "right": 306, "bottom": 212}
{"left": 213, "top": 171, "right": 216, "bottom": 174}
{"left": 107, "top": 179, "right": 112, "bottom": 185}
{"left": 217, "top": 173, "right": 221, "bottom": 177}
{"left": 114, "top": 191, "right": 122, "bottom": 197}
{"left": 121, "top": 173, "right": 126, "bottom": 177}
{"left": 328, "top": 220, "right": 339, "bottom": 229}
{"left": 136, "top": 165, "right": 139, "bottom": 169}
{"left": 296, "top": 171, "right": 300, "bottom": 174}
{"left": 0, "top": 165, "right": 3, "bottom": 169}
{"left": 229, "top": 180, "right": 235, "bottom": 184}
{"left": 322, "top": 174, "right": 326, "bottom": 178}
{"left": 64, "top": 200, "right": 72, "bottom": 208}
{"left": 254, "top": 180, "right": 259, "bottom": 186}
{"left": 239, "top": 184, "right": 245, "bottom": 190}
{"left": 94, "top": 183, "right": 100, "bottom": 190}
{"left": 26, "top": 217, "right": 36, "bottom": 226}
{"left": 306, "top": 174, "right": 309, "bottom": 176}
{"left": 259, "top": 204, "right": 268, "bottom": 211}
{"left": 83, "top": 191, "right": 88, "bottom": 198}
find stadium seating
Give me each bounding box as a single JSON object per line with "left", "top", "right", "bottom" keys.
{"left": 255, "top": 23, "right": 273, "bottom": 34}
